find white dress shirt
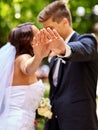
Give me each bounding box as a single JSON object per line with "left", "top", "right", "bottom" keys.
{"left": 53, "top": 31, "right": 75, "bottom": 86}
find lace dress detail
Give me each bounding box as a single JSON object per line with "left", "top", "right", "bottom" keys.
{"left": 0, "top": 80, "right": 45, "bottom": 130}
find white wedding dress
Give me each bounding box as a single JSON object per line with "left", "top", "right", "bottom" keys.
{"left": 0, "top": 80, "right": 45, "bottom": 130}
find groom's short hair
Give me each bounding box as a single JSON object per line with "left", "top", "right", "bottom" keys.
{"left": 38, "top": 1, "right": 72, "bottom": 26}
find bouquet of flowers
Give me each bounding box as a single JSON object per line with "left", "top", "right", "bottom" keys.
{"left": 37, "top": 97, "right": 53, "bottom": 119}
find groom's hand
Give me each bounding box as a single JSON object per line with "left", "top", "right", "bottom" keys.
{"left": 43, "top": 28, "right": 66, "bottom": 56}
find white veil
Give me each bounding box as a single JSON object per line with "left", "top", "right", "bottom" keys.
{"left": 0, "top": 42, "right": 16, "bottom": 117}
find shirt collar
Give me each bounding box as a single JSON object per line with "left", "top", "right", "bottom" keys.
{"left": 65, "top": 31, "right": 75, "bottom": 44}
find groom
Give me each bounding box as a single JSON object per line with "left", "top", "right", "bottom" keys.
{"left": 37, "top": 1, "right": 98, "bottom": 130}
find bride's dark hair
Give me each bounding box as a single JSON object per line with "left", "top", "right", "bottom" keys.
{"left": 8, "top": 22, "right": 34, "bottom": 56}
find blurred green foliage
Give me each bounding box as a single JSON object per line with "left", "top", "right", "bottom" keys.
{"left": 69, "top": 0, "right": 98, "bottom": 33}
{"left": 0, "top": 0, "right": 54, "bottom": 46}
{"left": 0, "top": 0, "right": 98, "bottom": 47}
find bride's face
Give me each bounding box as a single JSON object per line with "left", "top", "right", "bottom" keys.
{"left": 32, "top": 25, "right": 39, "bottom": 37}
{"left": 31, "top": 25, "right": 39, "bottom": 46}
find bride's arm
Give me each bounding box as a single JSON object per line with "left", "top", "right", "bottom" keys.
{"left": 19, "top": 54, "right": 43, "bottom": 75}
{"left": 19, "top": 31, "right": 50, "bottom": 75}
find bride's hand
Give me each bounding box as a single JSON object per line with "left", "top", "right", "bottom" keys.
{"left": 32, "top": 30, "right": 50, "bottom": 59}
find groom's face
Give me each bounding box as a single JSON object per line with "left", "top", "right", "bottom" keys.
{"left": 42, "top": 18, "right": 61, "bottom": 33}
{"left": 42, "top": 17, "right": 68, "bottom": 40}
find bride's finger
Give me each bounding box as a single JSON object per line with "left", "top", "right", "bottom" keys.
{"left": 43, "top": 28, "right": 51, "bottom": 40}
{"left": 46, "top": 27, "right": 56, "bottom": 39}
{"left": 40, "top": 30, "right": 45, "bottom": 43}
{"left": 53, "top": 29, "right": 60, "bottom": 38}
{"left": 32, "top": 37, "right": 36, "bottom": 45}
{"left": 32, "top": 37, "right": 39, "bottom": 47}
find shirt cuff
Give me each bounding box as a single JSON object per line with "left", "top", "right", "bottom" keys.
{"left": 57, "top": 45, "right": 72, "bottom": 58}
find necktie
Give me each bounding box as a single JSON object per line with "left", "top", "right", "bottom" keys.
{"left": 53, "top": 58, "right": 61, "bottom": 86}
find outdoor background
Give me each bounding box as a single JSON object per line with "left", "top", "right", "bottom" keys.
{"left": 0, "top": 0, "right": 98, "bottom": 130}
{"left": 0, "top": 0, "right": 98, "bottom": 46}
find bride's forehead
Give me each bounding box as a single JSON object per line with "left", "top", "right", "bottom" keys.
{"left": 32, "top": 25, "right": 39, "bottom": 34}
{"left": 32, "top": 25, "right": 39, "bottom": 30}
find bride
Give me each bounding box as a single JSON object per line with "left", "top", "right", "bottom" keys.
{"left": 0, "top": 22, "right": 50, "bottom": 130}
